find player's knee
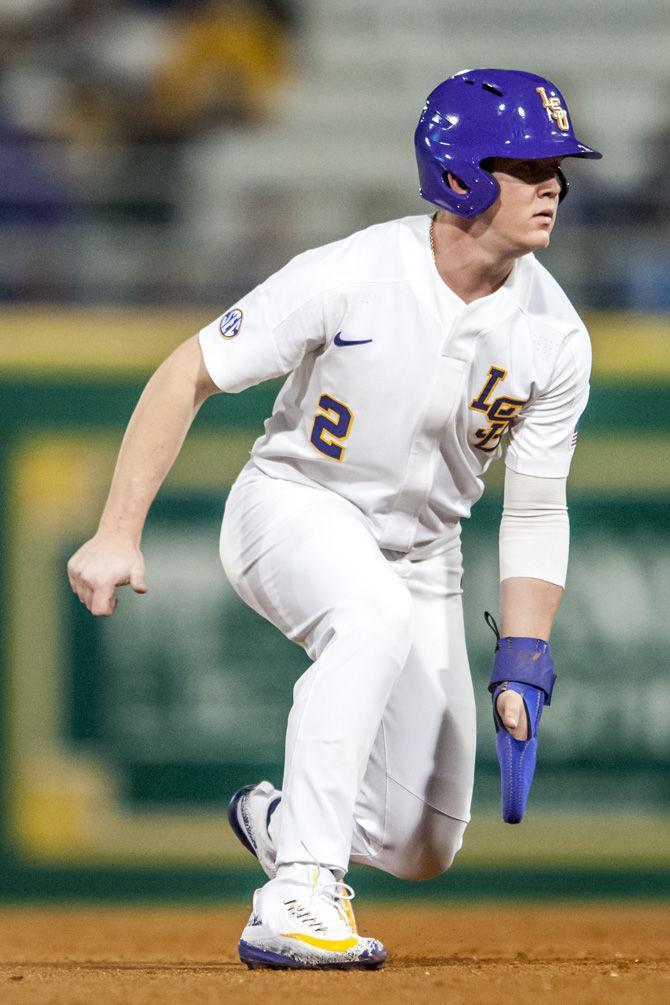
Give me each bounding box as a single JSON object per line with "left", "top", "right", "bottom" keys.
{"left": 384, "top": 817, "right": 467, "bottom": 881}
{"left": 390, "top": 845, "right": 461, "bottom": 881}
{"left": 418, "top": 830, "right": 464, "bottom": 879}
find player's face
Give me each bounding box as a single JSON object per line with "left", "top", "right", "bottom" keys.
{"left": 483, "top": 157, "right": 564, "bottom": 254}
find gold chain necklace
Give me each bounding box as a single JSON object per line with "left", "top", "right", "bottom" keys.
{"left": 429, "top": 212, "right": 437, "bottom": 263}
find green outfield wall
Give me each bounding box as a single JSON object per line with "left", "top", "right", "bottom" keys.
{"left": 0, "top": 308, "right": 668, "bottom": 901}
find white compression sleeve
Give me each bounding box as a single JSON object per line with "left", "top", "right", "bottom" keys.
{"left": 499, "top": 467, "right": 569, "bottom": 588}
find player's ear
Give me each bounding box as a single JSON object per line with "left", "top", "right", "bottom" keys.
{"left": 445, "top": 171, "right": 469, "bottom": 195}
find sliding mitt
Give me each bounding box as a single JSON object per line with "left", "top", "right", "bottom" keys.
{"left": 486, "top": 612, "right": 556, "bottom": 824}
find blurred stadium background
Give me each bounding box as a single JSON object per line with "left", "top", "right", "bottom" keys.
{"left": 0, "top": 0, "right": 668, "bottom": 903}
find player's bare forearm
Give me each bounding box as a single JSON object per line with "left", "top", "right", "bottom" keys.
{"left": 98, "top": 336, "right": 219, "bottom": 542}
{"left": 500, "top": 576, "right": 563, "bottom": 640}
{"left": 67, "top": 335, "right": 219, "bottom": 615}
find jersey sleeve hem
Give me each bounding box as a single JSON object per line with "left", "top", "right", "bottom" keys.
{"left": 197, "top": 327, "right": 227, "bottom": 391}
{"left": 197, "top": 293, "right": 287, "bottom": 393}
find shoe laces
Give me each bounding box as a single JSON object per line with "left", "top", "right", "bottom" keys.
{"left": 285, "top": 880, "right": 355, "bottom": 932}
{"left": 284, "top": 899, "right": 329, "bottom": 933}
{"left": 321, "top": 878, "right": 356, "bottom": 926}
{"left": 281, "top": 844, "right": 357, "bottom": 933}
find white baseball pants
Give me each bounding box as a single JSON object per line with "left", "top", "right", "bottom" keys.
{"left": 220, "top": 463, "right": 476, "bottom": 880}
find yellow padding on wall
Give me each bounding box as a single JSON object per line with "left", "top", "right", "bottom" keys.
{"left": 0, "top": 307, "right": 668, "bottom": 379}
{"left": 586, "top": 312, "right": 670, "bottom": 379}
{"left": 0, "top": 306, "right": 210, "bottom": 376}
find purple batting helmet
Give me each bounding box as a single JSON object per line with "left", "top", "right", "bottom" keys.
{"left": 415, "top": 68, "right": 601, "bottom": 218}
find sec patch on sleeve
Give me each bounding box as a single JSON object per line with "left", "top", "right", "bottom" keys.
{"left": 219, "top": 308, "right": 243, "bottom": 339}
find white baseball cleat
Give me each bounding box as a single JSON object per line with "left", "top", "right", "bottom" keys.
{"left": 227, "top": 780, "right": 281, "bottom": 879}
{"left": 238, "top": 863, "right": 387, "bottom": 970}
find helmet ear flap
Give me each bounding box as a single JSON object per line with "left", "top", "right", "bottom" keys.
{"left": 416, "top": 141, "right": 501, "bottom": 218}
{"left": 557, "top": 167, "right": 569, "bottom": 202}
{"left": 434, "top": 159, "right": 500, "bottom": 217}
{"left": 443, "top": 169, "right": 470, "bottom": 195}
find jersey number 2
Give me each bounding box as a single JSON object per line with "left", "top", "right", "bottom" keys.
{"left": 310, "top": 393, "right": 353, "bottom": 461}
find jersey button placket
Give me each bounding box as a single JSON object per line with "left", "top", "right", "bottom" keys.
{"left": 381, "top": 339, "right": 468, "bottom": 553}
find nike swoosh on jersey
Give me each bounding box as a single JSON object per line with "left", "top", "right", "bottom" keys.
{"left": 333, "top": 331, "right": 373, "bottom": 347}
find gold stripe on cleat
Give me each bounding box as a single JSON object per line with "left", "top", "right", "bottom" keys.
{"left": 280, "top": 932, "right": 360, "bottom": 952}
{"left": 339, "top": 885, "right": 358, "bottom": 933}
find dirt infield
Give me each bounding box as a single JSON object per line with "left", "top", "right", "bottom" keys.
{"left": 0, "top": 903, "right": 668, "bottom": 1004}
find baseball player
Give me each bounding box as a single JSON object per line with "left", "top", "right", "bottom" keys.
{"left": 67, "top": 69, "right": 601, "bottom": 970}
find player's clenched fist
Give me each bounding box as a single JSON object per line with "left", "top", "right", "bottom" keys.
{"left": 67, "top": 535, "right": 147, "bottom": 616}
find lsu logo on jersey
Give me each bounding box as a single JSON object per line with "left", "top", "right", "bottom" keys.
{"left": 535, "top": 86, "right": 569, "bottom": 132}
{"left": 470, "top": 365, "right": 527, "bottom": 452}
{"left": 219, "top": 308, "right": 243, "bottom": 339}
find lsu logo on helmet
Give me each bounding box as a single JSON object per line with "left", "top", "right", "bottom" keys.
{"left": 535, "top": 86, "right": 569, "bottom": 132}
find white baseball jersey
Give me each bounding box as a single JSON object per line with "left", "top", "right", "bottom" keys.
{"left": 199, "top": 214, "right": 591, "bottom": 554}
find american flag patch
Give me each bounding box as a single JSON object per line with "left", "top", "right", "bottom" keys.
{"left": 570, "top": 430, "right": 578, "bottom": 448}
